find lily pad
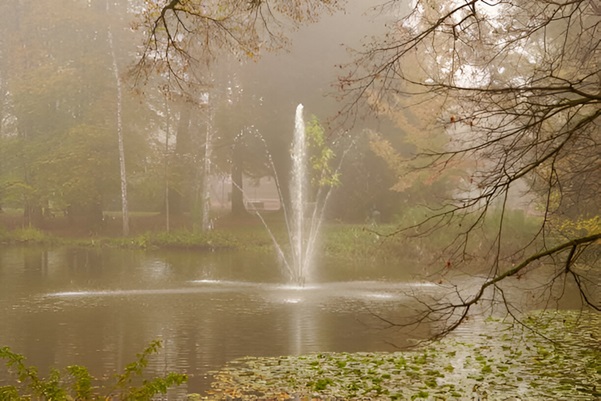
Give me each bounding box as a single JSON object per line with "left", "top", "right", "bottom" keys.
{"left": 206, "top": 310, "right": 601, "bottom": 400}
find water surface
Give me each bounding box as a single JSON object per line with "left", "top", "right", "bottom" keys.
{"left": 0, "top": 246, "right": 435, "bottom": 395}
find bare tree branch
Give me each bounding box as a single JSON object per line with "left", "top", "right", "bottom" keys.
{"left": 341, "top": 0, "right": 601, "bottom": 335}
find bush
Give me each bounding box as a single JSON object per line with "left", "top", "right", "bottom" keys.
{"left": 134, "top": 230, "right": 238, "bottom": 250}
{"left": 0, "top": 339, "right": 187, "bottom": 400}
{"left": 4, "top": 227, "right": 56, "bottom": 244}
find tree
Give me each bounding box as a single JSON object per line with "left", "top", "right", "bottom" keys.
{"left": 212, "top": 65, "right": 264, "bottom": 217}
{"left": 42, "top": 124, "right": 121, "bottom": 228}
{"left": 0, "top": 1, "right": 81, "bottom": 226}
{"left": 133, "top": 0, "right": 342, "bottom": 87}
{"left": 0, "top": 0, "right": 151, "bottom": 231}
{"left": 339, "top": 0, "right": 601, "bottom": 336}
{"left": 134, "top": 1, "right": 345, "bottom": 219}
{"left": 107, "top": 0, "right": 131, "bottom": 236}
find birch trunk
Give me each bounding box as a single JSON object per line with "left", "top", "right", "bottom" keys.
{"left": 200, "top": 107, "right": 212, "bottom": 231}
{"left": 164, "top": 99, "right": 171, "bottom": 232}
{"left": 107, "top": 28, "right": 129, "bottom": 236}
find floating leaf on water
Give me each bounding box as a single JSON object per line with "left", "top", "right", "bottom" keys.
{"left": 206, "top": 310, "right": 601, "bottom": 400}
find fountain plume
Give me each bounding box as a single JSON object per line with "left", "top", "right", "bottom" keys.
{"left": 290, "top": 104, "right": 309, "bottom": 284}
{"left": 252, "top": 104, "right": 350, "bottom": 286}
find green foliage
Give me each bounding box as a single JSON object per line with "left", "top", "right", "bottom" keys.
{"left": 0, "top": 339, "right": 187, "bottom": 401}
{"left": 557, "top": 215, "right": 601, "bottom": 239}
{"left": 112, "top": 340, "right": 187, "bottom": 401}
{"left": 42, "top": 124, "right": 120, "bottom": 214}
{"left": 310, "top": 377, "right": 334, "bottom": 391}
{"left": 411, "top": 390, "right": 429, "bottom": 399}
{"left": 0, "top": 179, "right": 36, "bottom": 210}
{"left": 127, "top": 230, "right": 238, "bottom": 250}
{"left": 0, "top": 2, "right": 151, "bottom": 229}
{"left": 305, "top": 116, "right": 340, "bottom": 188}
{"left": 390, "top": 205, "right": 544, "bottom": 263}
{"left": 65, "top": 365, "right": 95, "bottom": 400}
{"left": 7, "top": 228, "right": 56, "bottom": 244}
{"left": 321, "top": 224, "right": 396, "bottom": 262}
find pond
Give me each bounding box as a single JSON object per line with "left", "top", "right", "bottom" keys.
{"left": 0, "top": 245, "right": 441, "bottom": 397}
{"left": 1, "top": 246, "right": 598, "bottom": 400}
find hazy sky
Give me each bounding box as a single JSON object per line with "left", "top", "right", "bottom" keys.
{"left": 239, "top": 1, "right": 396, "bottom": 120}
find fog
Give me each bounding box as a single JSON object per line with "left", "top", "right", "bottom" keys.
{"left": 0, "top": 0, "right": 412, "bottom": 227}
{"left": 1, "top": 2, "right": 599, "bottom": 399}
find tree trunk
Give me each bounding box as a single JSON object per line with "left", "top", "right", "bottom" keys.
{"left": 231, "top": 138, "right": 247, "bottom": 216}
{"left": 23, "top": 202, "right": 43, "bottom": 228}
{"left": 196, "top": 106, "right": 213, "bottom": 231}
{"left": 169, "top": 104, "right": 193, "bottom": 216}
{"left": 107, "top": 4, "right": 129, "bottom": 236}
{"left": 163, "top": 99, "right": 171, "bottom": 232}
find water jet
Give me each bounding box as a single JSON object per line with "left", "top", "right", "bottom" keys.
{"left": 256, "top": 104, "right": 337, "bottom": 286}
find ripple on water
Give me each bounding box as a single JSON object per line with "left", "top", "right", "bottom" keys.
{"left": 36, "top": 280, "right": 443, "bottom": 317}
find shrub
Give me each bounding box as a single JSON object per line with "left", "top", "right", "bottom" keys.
{"left": 0, "top": 339, "right": 187, "bottom": 400}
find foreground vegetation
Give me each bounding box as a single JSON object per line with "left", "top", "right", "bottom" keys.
{"left": 2, "top": 312, "right": 597, "bottom": 400}
{"left": 0, "top": 311, "right": 601, "bottom": 401}
{"left": 0, "top": 340, "right": 187, "bottom": 401}
{"left": 206, "top": 311, "right": 601, "bottom": 400}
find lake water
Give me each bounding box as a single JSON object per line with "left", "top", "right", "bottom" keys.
{"left": 0, "top": 246, "right": 442, "bottom": 397}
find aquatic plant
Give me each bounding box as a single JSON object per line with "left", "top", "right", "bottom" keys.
{"left": 207, "top": 310, "right": 601, "bottom": 400}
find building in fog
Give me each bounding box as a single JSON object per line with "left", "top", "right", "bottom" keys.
{"left": 209, "top": 175, "right": 281, "bottom": 211}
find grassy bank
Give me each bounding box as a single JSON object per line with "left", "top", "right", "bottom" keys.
{"left": 0, "top": 209, "right": 545, "bottom": 267}
{"left": 0, "top": 220, "right": 417, "bottom": 266}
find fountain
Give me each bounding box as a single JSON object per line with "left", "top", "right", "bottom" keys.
{"left": 254, "top": 104, "right": 338, "bottom": 286}
{"left": 289, "top": 104, "right": 312, "bottom": 285}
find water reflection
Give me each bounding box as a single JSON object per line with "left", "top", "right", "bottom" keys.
{"left": 0, "top": 246, "right": 440, "bottom": 396}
